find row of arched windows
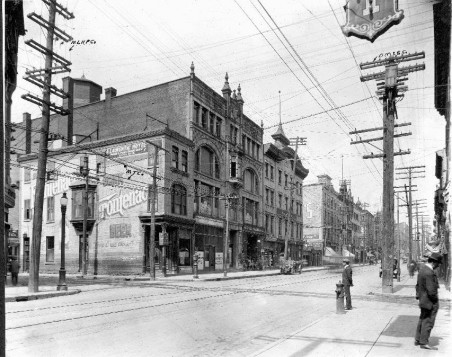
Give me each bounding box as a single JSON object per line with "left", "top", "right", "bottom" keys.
{"left": 194, "top": 145, "right": 260, "bottom": 193}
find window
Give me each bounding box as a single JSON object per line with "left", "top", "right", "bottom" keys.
{"left": 244, "top": 169, "right": 258, "bottom": 193}
{"left": 193, "top": 102, "right": 200, "bottom": 124}
{"left": 265, "top": 188, "right": 269, "bottom": 205}
{"left": 270, "top": 190, "right": 274, "bottom": 207}
{"left": 265, "top": 163, "right": 269, "bottom": 178}
{"left": 181, "top": 150, "right": 188, "bottom": 172}
{"left": 209, "top": 113, "right": 215, "bottom": 134}
{"left": 47, "top": 196, "right": 55, "bottom": 222}
{"left": 24, "top": 199, "right": 32, "bottom": 220}
{"left": 278, "top": 194, "right": 282, "bottom": 208}
{"left": 270, "top": 216, "right": 274, "bottom": 234}
{"left": 278, "top": 218, "right": 282, "bottom": 235}
{"left": 24, "top": 168, "right": 31, "bottom": 182}
{"left": 278, "top": 170, "right": 282, "bottom": 185}
{"left": 285, "top": 174, "right": 288, "bottom": 187}
{"left": 46, "top": 236, "right": 54, "bottom": 262}
{"left": 216, "top": 118, "right": 222, "bottom": 137}
{"left": 201, "top": 108, "right": 208, "bottom": 129}
{"left": 255, "top": 144, "right": 260, "bottom": 160}
{"left": 172, "top": 146, "right": 179, "bottom": 169}
{"left": 171, "top": 184, "right": 187, "bottom": 215}
{"left": 72, "top": 190, "right": 95, "bottom": 220}
{"left": 195, "top": 146, "right": 219, "bottom": 178}
{"left": 230, "top": 160, "right": 237, "bottom": 178}
{"left": 270, "top": 165, "right": 274, "bottom": 180}
{"left": 285, "top": 197, "right": 288, "bottom": 210}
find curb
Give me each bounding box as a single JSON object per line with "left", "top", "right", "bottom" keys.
{"left": 6, "top": 289, "right": 81, "bottom": 303}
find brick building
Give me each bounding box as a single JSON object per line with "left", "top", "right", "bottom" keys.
{"left": 303, "top": 175, "right": 345, "bottom": 265}
{"left": 14, "top": 65, "right": 271, "bottom": 275}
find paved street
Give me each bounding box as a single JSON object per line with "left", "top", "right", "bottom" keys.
{"left": 5, "top": 265, "right": 451, "bottom": 357}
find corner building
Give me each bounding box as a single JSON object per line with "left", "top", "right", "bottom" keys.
{"left": 15, "top": 65, "right": 269, "bottom": 275}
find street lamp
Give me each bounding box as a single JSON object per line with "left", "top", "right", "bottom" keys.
{"left": 57, "top": 192, "right": 68, "bottom": 291}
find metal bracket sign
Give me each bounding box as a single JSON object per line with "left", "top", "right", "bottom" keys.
{"left": 341, "top": 0, "right": 404, "bottom": 42}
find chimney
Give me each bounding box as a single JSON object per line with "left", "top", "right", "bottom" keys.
{"left": 105, "top": 87, "right": 117, "bottom": 103}
{"left": 24, "top": 112, "right": 31, "bottom": 154}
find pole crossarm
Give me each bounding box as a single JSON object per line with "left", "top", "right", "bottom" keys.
{"left": 394, "top": 185, "right": 417, "bottom": 188}
{"left": 350, "top": 122, "right": 411, "bottom": 135}
{"left": 25, "top": 40, "right": 72, "bottom": 67}
{"left": 395, "top": 165, "right": 425, "bottom": 170}
{"left": 395, "top": 176, "right": 425, "bottom": 180}
{"left": 363, "top": 150, "right": 410, "bottom": 159}
{"left": 360, "top": 52, "right": 425, "bottom": 70}
{"left": 24, "top": 74, "right": 69, "bottom": 99}
{"left": 43, "top": 0, "right": 75, "bottom": 19}
{"left": 351, "top": 132, "right": 411, "bottom": 145}
{"left": 25, "top": 66, "right": 71, "bottom": 76}
{"left": 27, "top": 13, "right": 73, "bottom": 42}
{"left": 21, "top": 93, "right": 69, "bottom": 115}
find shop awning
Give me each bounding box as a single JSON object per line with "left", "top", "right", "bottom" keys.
{"left": 325, "top": 247, "right": 340, "bottom": 257}
{"left": 343, "top": 249, "right": 355, "bottom": 258}
{"left": 366, "top": 252, "right": 374, "bottom": 257}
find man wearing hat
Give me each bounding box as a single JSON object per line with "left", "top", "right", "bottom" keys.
{"left": 414, "top": 252, "right": 442, "bottom": 350}
{"left": 342, "top": 258, "right": 353, "bottom": 310}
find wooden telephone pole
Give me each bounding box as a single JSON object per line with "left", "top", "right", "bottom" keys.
{"left": 354, "top": 51, "right": 424, "bottom": 293}
{"left": 284, "top": 137, "right": 306, "bottom": 260}
{"left": 396, "top": 165, "right": 425, "bottom": 263}
{"left": 22, "top": 0, "right": 74, "bottom": 293}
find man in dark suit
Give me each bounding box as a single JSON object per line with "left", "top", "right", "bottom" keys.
{"left": 342, "top": 258, "right": 353, "bottom": 310}
{"left": 415, "top": 252, "right": 442, "bottom": 350}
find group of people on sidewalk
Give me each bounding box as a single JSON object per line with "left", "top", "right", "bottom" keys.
{"left": 341, "top": 252, "right": 444, "bottom": 351}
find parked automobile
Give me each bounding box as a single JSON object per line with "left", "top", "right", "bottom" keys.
{"left": 379, "top": 259, "right": 398, "bottom": 279}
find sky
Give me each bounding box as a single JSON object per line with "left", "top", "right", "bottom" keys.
{"left": 12, "top": 0, "right": 445, "bottom": 227}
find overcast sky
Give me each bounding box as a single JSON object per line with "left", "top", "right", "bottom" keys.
{"left": 12, "top": 0, "right": 445, "bottom": 226}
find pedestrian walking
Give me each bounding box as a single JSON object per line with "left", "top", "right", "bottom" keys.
{"left": 408, "top": 260, "right": 416, "bottom": 278}
{"left": 414, "top": 252, "right": 442, "bottom": 350}
{"left": 10, "top": 257, "right": 20, "bottom": 286}
{"left": 342, "top": 258, "right": 353, "bottom": 310}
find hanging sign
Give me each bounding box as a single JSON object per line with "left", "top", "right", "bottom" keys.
{"left": 341, "top": 0, "right": 404, "bottom": 43}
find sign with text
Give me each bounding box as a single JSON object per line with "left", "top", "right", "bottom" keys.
{"left": 341, "top": 0, "right": 404, "bottom": 42}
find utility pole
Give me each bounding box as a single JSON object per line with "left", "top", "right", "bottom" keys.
{"left": 81, "top": 156, "right": 89, "bottom": 276}
{"left": 145, "top": 140, "right": 167, "bottom": 279}
{"left": 397, "top": 165, "right": 425, "bottom": 263}
{"left": 396, "top": 194, "right": 401, "bottom": 282}
{"left": 285, "top": 137, "right": 306, "bottom": 261}
{"left": 22, "top": 0, "right": 74, "bottom": 293}
{"left": 356, "top": 51, "right": 424, "bottom": 294}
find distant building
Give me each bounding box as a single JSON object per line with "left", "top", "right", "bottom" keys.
{"left": 303, "top": 175, "right": 344, "bottom": 265}
{"left": 263, "top": 123, "right": 309, "bottom": 267}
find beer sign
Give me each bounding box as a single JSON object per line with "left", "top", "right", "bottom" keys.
{"left": 341, "top": 0, "right": 404, "bottom": 42}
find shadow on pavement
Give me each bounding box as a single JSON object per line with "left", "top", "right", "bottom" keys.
{"left": 253, "top": 335, "right": 400, "bottom": 357}
{"left": 381, "top": 315, "right": 417, "bottom": 338}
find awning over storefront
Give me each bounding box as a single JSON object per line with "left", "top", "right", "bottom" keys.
{"left": 343, "top": 249, "right": 355, "bottom": 258}
{"left": 366, "top": 252, "right": 374, "bottom": 257}
{"left": 325, "top": 247, "right": 340, "bottom": 257}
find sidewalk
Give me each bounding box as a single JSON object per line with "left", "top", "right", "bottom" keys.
{"left": 250, "top": 274, "right": 452, "bottom": 357}
{"left": 3, "top": 266, "right": 327, "bottom": 302}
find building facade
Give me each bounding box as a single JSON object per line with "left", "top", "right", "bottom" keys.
{"left": 14, "top": 66, "right": 275, "bottom": 275}
{"left": 263, "top": 124, "right": 309, "bottom": 268}
{"left": 303, "top": 175, "right": 345, "bottom": 265}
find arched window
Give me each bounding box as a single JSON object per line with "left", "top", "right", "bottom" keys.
{"left": 171, "top": 184, "right": 187, "bottom": 215}
{"left": 244, "top": 168, "right": 259, "bottom": 194}
{"left": 195, "top": 146, "right": 220, "bottom": 178}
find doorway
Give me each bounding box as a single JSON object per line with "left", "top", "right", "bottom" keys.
{"left": 23, "top": 236, "right": 30, "bottom": 272}
{"left": 204, "top": 245, "right": 215, "bottom": 271}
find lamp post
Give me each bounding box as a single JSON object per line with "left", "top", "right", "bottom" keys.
{"left": 57, "top": 192, "right": 68, "bottom": 291}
